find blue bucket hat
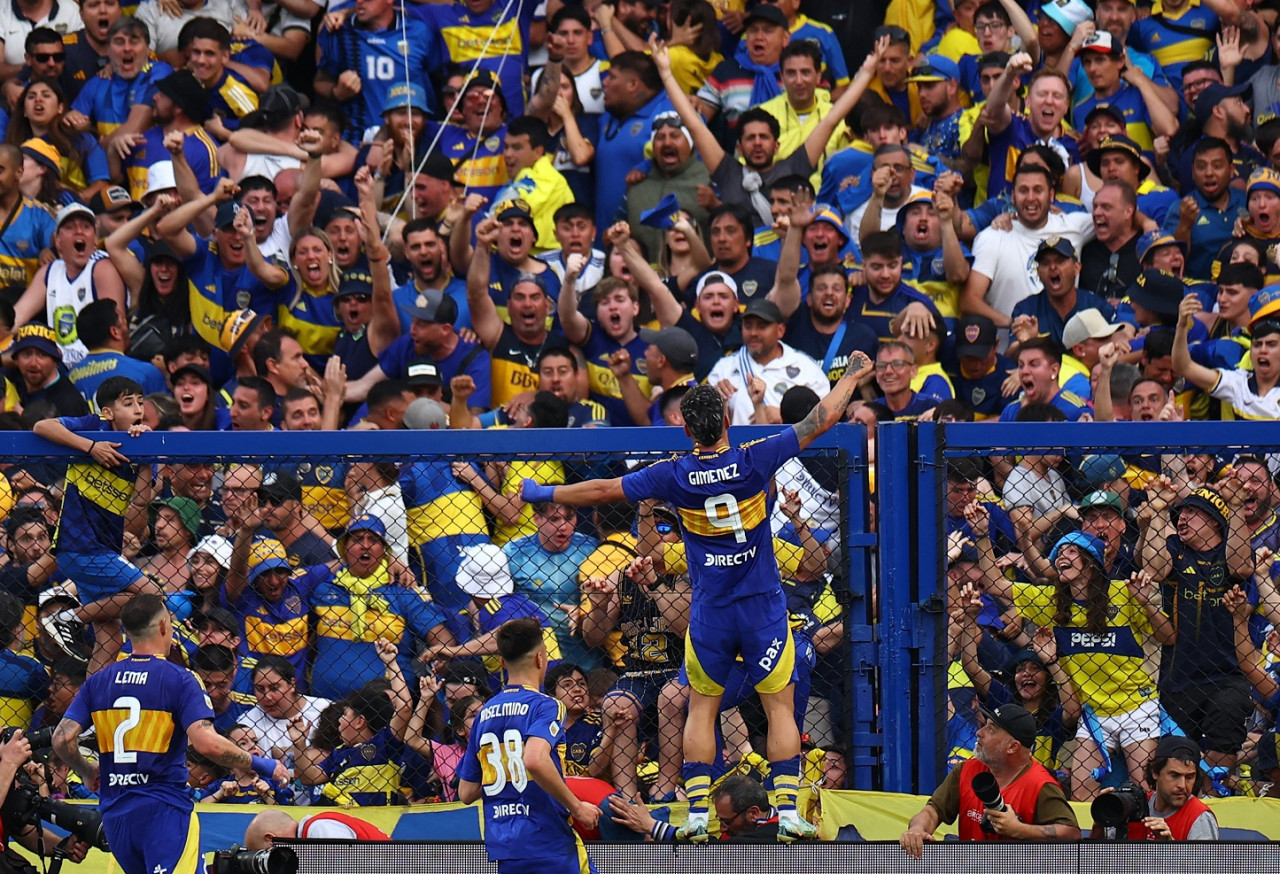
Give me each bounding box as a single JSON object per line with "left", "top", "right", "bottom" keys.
{"left": 1048, "top": 531, "right": 1106, "bottom": 568}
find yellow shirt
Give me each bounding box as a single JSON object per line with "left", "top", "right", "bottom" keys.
{"left": 504, "top": 155, "right": 575, "bottom": 254}
{"left": 756, "top": 90, "right": 847, "bottom": 187}
{"left": 670, "top": 46, "right": 723, "bottom": 96}
{"left": 937, "top": 27, "right": 981, "bottom": 61}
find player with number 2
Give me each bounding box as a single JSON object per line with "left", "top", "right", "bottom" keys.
{"left": 521, "top": 351, "right": 875, "bottom": 842}
{"left": 458, "top": 617, "right": 601, "bottom": 873}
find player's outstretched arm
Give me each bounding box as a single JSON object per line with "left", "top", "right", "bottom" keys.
{"left": 523, "top": 736, "right": 601, "bottom": 829}
{"left": 521, "top": 476, "right": 627, "bottom": 507}
{"left": 52, "top": 718, "right": 98, "bottom": 792}
{"left": 792, "top": 352, "right": 875, "bottom": 450}
{"left": 188, "top": 719, "right": 290, "bottom": 785}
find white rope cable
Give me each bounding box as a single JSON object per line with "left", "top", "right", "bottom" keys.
{"left": 381, "top": 0, "right": 526, "bottom": 239}
{"left": 398, "top": 0, "right": 415, "bottom": 220}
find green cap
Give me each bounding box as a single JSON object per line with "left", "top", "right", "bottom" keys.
{"left": 153, "top": 496, "right": 202, "bottom": 538}
{"left": 1078, "top": 490, "right": 1123, "bottom": 513}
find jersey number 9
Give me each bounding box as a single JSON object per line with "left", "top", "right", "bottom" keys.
{"left": 705, "top": 494, "right": 748, "bottom": 543}
{"left": 478, "top": 729, "right": 528, "bottom": 796}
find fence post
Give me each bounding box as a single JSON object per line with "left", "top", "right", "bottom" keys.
{"left": 912, "top": 422, "right": 946, "bottom": 793}
{"left": 836, "top": 423, "right": 880, "bottom": 789}
{"left": 876, "top": 422, "right": 915, "bottom": 793}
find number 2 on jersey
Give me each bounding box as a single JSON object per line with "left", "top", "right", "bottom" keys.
{"left": 110, "top": 696, "right": 142, "bottom": 763}
{"left": 705, "top": 494, "right": 747, "bottom": 543}
{"left": 478, "top": 730, "right": 528, "bottom": 795}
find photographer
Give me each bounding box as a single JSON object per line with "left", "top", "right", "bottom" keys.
{"left": 1091, "top": 735, "right": 1219, "bottom": 841}
{"left": 0, "top": 730, "right": 90, "bottom": 872}
{"left": 900, "top": 704, "right": 1080, "bottom": 858}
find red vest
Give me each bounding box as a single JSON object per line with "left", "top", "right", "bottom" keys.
{"left": 301, "top": 811, "right": 391, "bottom": 841}
{"left": 956, "top": 757, "right": 1059, "bottom": 841}
{"left": 567, "top": 776, "right": 616, "bottom": 841}
{"left": 1122, "top": 794, "right": 1213, "bottom": 840}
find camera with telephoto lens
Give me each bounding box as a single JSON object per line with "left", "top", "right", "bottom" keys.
{"left": 0, "top": 727, "right": 108, "bottom": 853}
{"left": 971, "top": 771, "right": 1019, "bottom": 834}
{"left": 210, "top": 846, "right": 298, "bottom": 874}
{"left": 1090, "top": 781, "right": 1150, "bottom": 836}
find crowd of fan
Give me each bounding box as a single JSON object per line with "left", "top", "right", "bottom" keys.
{"left": 0, "top": 0, "right": 1272, "bottom": 813}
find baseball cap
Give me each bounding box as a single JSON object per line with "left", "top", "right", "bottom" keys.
{"left": 188, "top": 534, "right": 233, "bottom": 569}
{"left": 240, "top": 84, "right": 307, "bottom": 129}
{"left": 1079, "top": 453, "right": 1127, "bottom": 488}
{"left": 743, "top": 3, "right": 787, "bottom": 28}
{"left": 406, "top": 357, "right": 443, "bottom": 388}
{"left": 404, "top": 397, "right": 447, "bottom": 430}
{"left": 335, "top": 275, "right": 372, "bottom": 302}
{"left": 1247, "top": 167, "right": 1280, "bottom": 199}
{"left": 1048, "top": 530, "right": 1106, "bottom": 568}
{"left": 461, "top": 70, "right": 508, "bottom": 110}
{"left": 811, "top": 203, "right": 849, "bottom": 241}
{"left": 152, "top": 496, "right": 202, "bottom": 539}
{"left": 977, "top": 703, "right": 1037, "bottom": 748}
{"left": 1249, "top": 285, "right": 1280, "bottom": 324}
{"left": 55, "top": 202, "right": 96, "bottom": 230}
{"left": 88, "top": 185, "right": 139, "bottom": 216}
{"left": 1041, "top": 0, "right": 1092, "bottom": 33}
{"left": 214, "top": 200, "right": 243, "bottom": 230}
{"left": 1086, "top": 134, "right": 1150, "bottom": 180}
{"left": 155, "top": 69, "right": 209, "bottom": 123}
{"left": 10, "top": 323, "right": 61, "bottom": 362}
{"left": 170, "top": 363, "right": 213, "bottom": 388}
{"left": 419, "top": 150, "right": 459, "bottom": 184}
{"left": 441, "top": 661, "right": 489, "bottom": 690}
{"left": 142, "top": 161, "right": 177, "bottom": 201}
{"left": 1135, "top": 230, "right": 1186, "bottom": 265}
{"left": 906, "top": 54, "right": 959, "bottom": 83}
{"left": 1061, "top": 308, "right": 1121, "bottom": 349}
{"left": 1126, "top": 269, "right": 1185, "bottom": 317}
{"left": 382, "top": 82, "right": 428, "bottom": 115}
{"left": 742, "top": 298, "right": 784, "bottom": 324}
{"left": 1083, "top": 103, "right": 1126, "bottom": 128}
{"left": 38, "top": 585, "right": 80, "bottom": 609}
{"left": 400, "top": 288, "right": 458, "bottom": 324}
{"left": 1078, "top": 490, "right": 1123, "bottom": 513}
{"left": 1154, "top": 735, "right": 1202, "bottom": 762}
{"left": 195, "top": 605, "right": 239, "bottom": 634}
{"left": 247, "top": 538, "right": 291, "bottom": 583}
{"left": 259, "top": 472, "right": 302, "bottom": 505}
{"left": 340, "top": 513, "right": 387, "bottom": 548}
{"left": 21, "top": 138, "right": 60, "bottom": 174}
{"left": 1034, "top": 235, "right": 1076, "bottom": 262}
{"left": 955, "top": 314, "right": 997, "bottom": 358}
{"left": 218, "top": 308, "right": 270, "bottom": 358}
{"left": 1079, "top": 30, "right": 1122, "bottom": 56}
{"left": 1195, "top": 82, "right": 1251, "bottom": 125}
{"left": 494, "top": 198, "right": 534, "bottom": 225}
{"left": 1175, "top": 487, "right": 1230, "bottom": 533}
{"left": 456, "top": 543, "right": 514, "bottom": 599}
{"left": 639, "top": 326, "right": 699, "bottom": 371}
{"left": 693, "top": 271, "right": 739, "bottom": 299}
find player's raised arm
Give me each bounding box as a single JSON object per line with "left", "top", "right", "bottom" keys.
{"left": 792, "top": 351, "right": 875, "bottom": 450}
{"left": 520, "top": 476, "right": 627, "bottom": 507}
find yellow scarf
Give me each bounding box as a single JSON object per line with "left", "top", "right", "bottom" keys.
{"left": 333, "top": 561, "right": 390, "bottom": 640}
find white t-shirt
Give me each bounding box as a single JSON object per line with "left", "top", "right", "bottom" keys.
{"left": 771, "top": 456, "right": 840, "bottom": 536}
{"left": 1002, "top": 465, "right": 1069, "bottom": 518}
{"left": 0, "top": 0, "right": 81, "bottom": 64}
{"left": 241, "top": 695, "right": 330, "bottom": 768}
{"left": 843, "top": 185, "right": 928, "bottom": 239}
{"left": 969, "top": 212, "right": 1095, "bottom": 316}
{"left": 706, "top": 342, "right": 830, "bottom": 426}
{"left": 530, "top": 59, "right": 606, "bottom": 116}
{"left": 136, "top": 0, "right": 235, "bottom": 53}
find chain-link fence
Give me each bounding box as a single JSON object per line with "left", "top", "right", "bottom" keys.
{"left": 937, "top": 425, "right": 1280, "bottom": 802}
{"left": 0, "top": 427, "right": 871, "bottom": 809}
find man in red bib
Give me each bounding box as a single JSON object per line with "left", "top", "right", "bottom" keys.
{"left": 900, "top": 704, "right": 1081, "bottom": 858}
{"left": 244, "top": 809, "right": 391, "bottom": 848}
{"left": 1094, "top": 735, "right": 1218, "bottom": 841}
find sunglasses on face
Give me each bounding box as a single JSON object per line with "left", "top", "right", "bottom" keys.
{"left": 32, "top": 52, "right": 64, "bottom": 63}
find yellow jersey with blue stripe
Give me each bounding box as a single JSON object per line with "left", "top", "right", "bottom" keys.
{"left": 70, "top": 60, "right": 174, "bottom": 138}
{"left": 1130, "top": 0, "right": 1219, "bottom": 85}
{"left": 621, "top": 429, "right": 801, "bottom": 603}
{"left": 276, "top": 281, "right": 342, "bottom": 358}
{"left": 63, "top": 653, "right": 215, "bottom": 814}
{"left": 426, "top": 120, "right": 508, "bottom": 205}
{"left": 53, "top": 414, "right": 137, "bottom": 554}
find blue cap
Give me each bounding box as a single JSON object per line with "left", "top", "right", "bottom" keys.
{"left": 906, "top": 54, "right": 960, "bottom": 83}
{"left": 247, "top": 539, "right": 292, "bottom": 583}
{"left": 1078, "top": 453, "right": 1126, "bottom": 488}
{"left": 342, "top": 513, "right": 387, "bottom": 545}
{"left": 1048, "top": 531, "right": 1106, "bottom": 568}
{"left": 640, "top": 193, "right": 682, "bottom": 229}
{"left": 1135, "top": 230, "right": 1186, "bottom": 265}
{"left": 383, "top": 82, "right": 429, "bottom": 115}
{"left": 1249, "top": 284, "right": 1280, "bottom": 323}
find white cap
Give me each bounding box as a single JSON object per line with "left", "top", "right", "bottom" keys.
{"left": 694, "top": 271, "right": 739, "bottom": 298}
{"left": 456, "top": 544, "right": 514, "bottom": 599}
{"left": 1062, "top": 308, "right": 1122, "bottom": 349}
{"left": 188, "top": 534, "right": 233, "bottom": 569}
{"left": 38, "top": 584, "right": 80, "bottom": 608}
{"left": 404, "top": 397, "right": 447, "bottom": 430}
{"left": 143, "top": 161, "right": 177, "bottom": 201}
{"left": 55, "top": 202, "right": 96, "bottom": 229}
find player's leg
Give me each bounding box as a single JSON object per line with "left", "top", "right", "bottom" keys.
{"left": 47, "top": 554, "right": 162, "bottom": 673}
{"left": 130, "top": 806, "right": 204, "bottom": 874}
{"left": 680, "top": 623, "right": 731, "bottom": 842}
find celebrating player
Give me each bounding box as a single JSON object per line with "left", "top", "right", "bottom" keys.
{"left": 520, "top": 351, "right": 874, "bottom": 842}
{"left": 52, "top": 595, "right": 289, "bottom": 874}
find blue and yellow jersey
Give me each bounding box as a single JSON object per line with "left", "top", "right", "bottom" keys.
{"left": 306, "top": 564, "right": 449, "bottom": 701}
{"left": 70, "top": 60, "right": 173, "bottom": 139}
{"left": 473, "top": 592, "right": 559, "bottom": 674}
{"left": 986, "top": 115, "right": 1080, "bottom": 202}
{"left": 494, "top": 460, "right": 564, "bottom": 546}
{"left": 318, "top": 15, "right": 442, "bottom": 141}
{"left": 0, "top": 648, "right": 47, "bottom": 730}
{"left": 53, "top": 414, "right": 135, "bottom": 554}
{"left": 456, "top": 685, "right": 585, "bottom": 866}
{"left": 491, "top": 157, "right": 574, "bottom": 254}
{"left": 1130, "top": 0, "right": 1219, "bottom": 87}
{"left": 295, "top": 460, "right": 351, "bottom": 532}
{"left": 399, "top": 460, "right": 489, "bottom": 613}
{"left": 61, "top": 29, "right": 107, "bottom": 101}
{"left": 230, "top": 38, "right": 282, "bottom": 87}
{"left": 184, "top": 237, "right": 277, "bottom": 347}
{"left": 123, "top": 125, "right": 221, "bottom": 204}
{"left": 1072, "top": 84, "right": 1158, "bottom": 155}
{"left": 579, "top": 327, "right": 650, "bottom": 427}
{"left": 562, "top": 710, "right": 603, "bottom": 777}
{"left": 1012, "top": 580, "right": 1155, "bottom": 717}
{"left": 426, "top": 121, "right": 507, "bottom": 205}
{"left": 0, "top": 198, "right": 55, "bottom": 286}
{"left": 276, "top": 282, "right": 341, "bottom": 361}
{"left": 221, "top": 558, "right": 318, "bottom": 683}
{"left": 415, "top": 3, "right": 533, "bottom": 114}
{"left": 205, "top": 69, "right": 259, "bottom": 133}
{"left": 901, "top": 242, "right": 973, "bottom": 321}
{"left": 489, "top": 324, "right": 568, "bottom": 409}
{"left": 622, "top": 430, "right": 800, "bottom": 605}
{"left": 321, "top": 727, "right": 407, "bottom": 806}
{"left": 63, "top": 654, "right": 214, "bottom": 814}
{"left": 55, "top": 132, "right": 110, "bottom": 191}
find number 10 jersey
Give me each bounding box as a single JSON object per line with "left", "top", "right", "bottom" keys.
{"left": 457, "top": 685, "right": 580, "bottom": 864}
{"left": 63, "top": 654, "right": 215, "bottom": 815}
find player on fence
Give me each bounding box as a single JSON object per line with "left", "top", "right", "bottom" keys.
{"left": 32, "top": 376, "right": 161, "bottom": 674}
{"left": 520, "top": 352, "right": 875, "bottom": 842}
{"left": 53, "top": 595, "right": 289, "bottom": 874}
{"left": 458, "top": 617, "right": 601, "bottom": 874}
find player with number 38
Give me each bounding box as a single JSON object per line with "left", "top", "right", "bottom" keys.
{"left": 520, "top": 350, "right": 875, "bottom": 843}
